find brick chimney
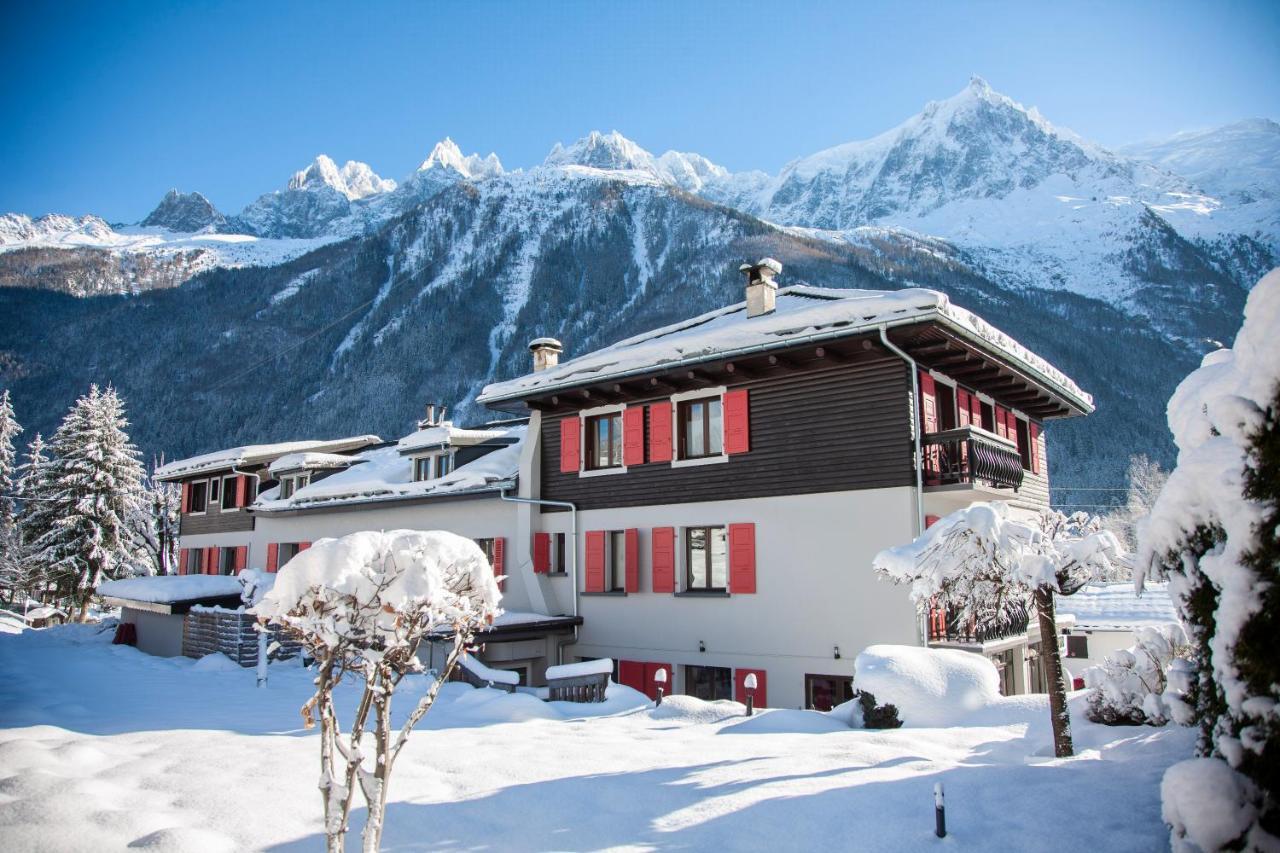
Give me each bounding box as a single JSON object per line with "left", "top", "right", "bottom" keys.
{"left": 740, "top": 258, "right": 782, "bottom": 317}
{"left": 529, "top": 337, "right": 563, "bottom": 372}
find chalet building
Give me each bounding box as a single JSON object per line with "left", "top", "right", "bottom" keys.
{"left": 156, "top": 259, "right": 1093, "bottom": 710}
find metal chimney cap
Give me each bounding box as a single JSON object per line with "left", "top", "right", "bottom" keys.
{"left": 528, "top": 337, "right": 563, "bottom": 352}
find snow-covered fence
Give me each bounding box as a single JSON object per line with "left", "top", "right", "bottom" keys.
{"left": 546, "top": 658, "right": 612, "bottom": 703}
{"left": 182, "top": 608, "right": 300, "bottom": 666}
{"left": 457, "top": 654, "right": 518, "bottom": 693}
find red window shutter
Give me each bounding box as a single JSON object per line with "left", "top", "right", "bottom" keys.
{"left": 559, "top": 417, "right": 581, "bottom": 474}
{"left": 643, "top": 662, "right": 671, "bottom": 701}
{"left": 925, "top": 515, "right": 941, "bottom": 529}
{"left": 178, "top": 548, "right": 190, "bottom": 575}
{"left": 994, "top": 406, "right": 1009, "bottom": 440}
{"left": 1029, "top": 422, "right": 1042, "bottom": 475}
{"left": 956, "top": 389, "right": 972, "bottom": 428}
{"left": 648, "top": 402, "right": 672, "bottom": 462}
{"left": 918, "top": 371, "right": 939, "bottom": 433}
{"left": 532, "top": 532, "right": 551, "bottom": 574}
{"left": 623, "top": 406, "right": 645, "bottom": 466}
{"left": 651, "top": 526, "right": 675, "bottom": 593}
{"left": 728, "top": 523, "right": 756, "bottom": 594}
{"left": 493, "top": 537, "right": 506, "bottom": 591}
{"left": 235, "top": 475, "right": 249, "bottom": 507}
{"left": 585, "top": 531, "right": 605, "bottom": 593}
{"left": 180, "top": 482, "right": 190, "bottom": 513}
{"left": 298, "top": 541, "right": 311, "bottom": 552}
{"left": 969, "top": 393, "right": 982, "bottom": 428}
{"left": 234, "top": 546, "right": 248, "bottom": 573}
{"left": 205, "top": 547, "right": 219, "bottom": 575}
{"left": 624, "top": 528, "right": 640, "bottom": 593}
{"left": 266, "top": 543, "right": 279, "bottom": 573}
{"left": 734, "top": 668, "right": 768, "bottom": 708}
{"left": 618, "top": 660, "right": 645, "bottom": 692}
{"left": 723, "top": 389, "right": 750, "bottom": 454}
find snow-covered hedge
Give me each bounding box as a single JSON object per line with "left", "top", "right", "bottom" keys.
{"left": 1084, "top": 624, "right": 1190, "bottom": 726}
{"left": 854, "top": 645, "right": 1000, "bottom": 728}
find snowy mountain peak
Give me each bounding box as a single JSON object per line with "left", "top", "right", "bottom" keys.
{"left": 544, "top": 130, "right": 658, "bottom": 172}
{"left": 140, "top": 189, "right": 225, "bottom": 232}
{"left": 417, "top": 138, "right": 503, "bottom": 179}
{"left": 287, "top": 155, "right": 395, "bottom": 200}
{"left": 1121, "top": 118, "right": 1280, "bottom": 203}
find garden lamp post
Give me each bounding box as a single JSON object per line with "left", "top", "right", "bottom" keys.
{"left": 653, "top": 667, "right": 667, "bottom": 706}
{"left": 744, "top": 672, "right": 757, "bottom": 716}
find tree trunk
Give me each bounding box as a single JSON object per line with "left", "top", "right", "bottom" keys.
{"left": 1035, "top": 588, "right": 1074, "bottom": 757}
{"left": 362, "top": 671, "right": 393, "bottom": 853}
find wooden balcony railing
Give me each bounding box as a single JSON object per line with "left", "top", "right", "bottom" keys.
{"left": 922, "top": 426, "right": 1024, "bottom": 491}
{"left": 926, "top": 603, "right": 1030, "bottom": 645}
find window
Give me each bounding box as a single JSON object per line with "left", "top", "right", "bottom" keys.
{"left": 685, "top": 526, "right": 728, "bottom": 591}
{"left": 188, "top": 481, "right": 208, "bottom": 513}
{"left": 684, "top": 665, "right": 732, "bottom": 701}
{"left": 678, "top": 397, "right": 723, "bottom": 460}
{"left": 218, "top": 548, "right": 238, "bottom": 576}
{"left": 1015, "top": 417, "right": 1032, "bottom": 471}
{"left": 805, "top": 674, "right": 854, "bottom": 712}
{"left": 979, "top": 401, "right": 995, "bottom": 433}
{"left": 221, "top": 476, "right": 238, "bottom": 510}
{"left": 936, "top": 383, "right": 957, "bottom": 431}
{"left": 278, "top": 542, "right": 301, "bottom": 566}
{"left": 279, "top": 478, "right": 295, "bottom": 499}
{"left": 1066, "top": 634, "right": 1089, "bottom": 659}
{"left": 208, "top": 478, "right": 220, "bottom": 505}
{"left": 436, "top": 454, "right": 452, "bottom": 477}
{"left": 475, "top": 538, "right": 497, "bottom": 569}
{"left": 608, "top": 530, "right": 626, "bottom": 592}
{"left": 413, "top": 457, "right": 432, "bottom": 482}
{"left": 185, "top": 548, "right": 204, "bottom": 574}
{"left": 584, "top": 412, "right": 623, "bottom": 470}
{"left": 553, "top": 532, "right": 567, "bottom": 574}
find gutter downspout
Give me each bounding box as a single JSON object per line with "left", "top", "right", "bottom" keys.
{"left": 499, "top": 489, "right": 580, "bottom": 664}
{"left": 878, "top": 325, "right": 930, "bottom": 649}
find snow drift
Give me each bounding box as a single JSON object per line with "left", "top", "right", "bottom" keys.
{"left": 854, "top": 645, "right": 1001, "bottom": 727}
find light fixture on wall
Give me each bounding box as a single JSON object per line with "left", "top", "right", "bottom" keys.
{"left": 698, "top": 640, "right": 706, "bottom": 653}
{"left": 833, "top": 645, "right": 841, "bottom": 660}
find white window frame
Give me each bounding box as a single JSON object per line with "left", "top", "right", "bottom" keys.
{"left": 207, "top": 476, "right": 221, "bottom": 508}
{"left": 188, "top": 479, "right": 210, "bottom": 515}
{"left": 670, "top": 386, "right": 729, "bottom": 469}
{"left": 578, "top": 403, "right": 627, "bottom": 478}
{"left": 220, "top": 475, "right": 240, "bottom": 512}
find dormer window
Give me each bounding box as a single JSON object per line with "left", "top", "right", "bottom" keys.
{"left": 278, "top": 473, "right": 309, "bottom": 499}
{"left": 412, "top": 452, "right": 454, "bottom": 482}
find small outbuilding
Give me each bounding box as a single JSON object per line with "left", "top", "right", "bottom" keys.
{"left": 98, "top": 576, "right": 245, "bottom": 658}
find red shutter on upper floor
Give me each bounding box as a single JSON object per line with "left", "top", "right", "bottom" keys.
{"left": 235, "top": 475, "right": 249, "bottom": 507}
{"left": 266, "top": 543, "right": 279, "bottom": 573}
{"left": 234, "top": 546, "right": 248, "bottom": 573}
{"left": 624, "top": 528, "right": 640, "bottom": 593}
{"left": 560, "top": 417, "right": 581, "bottom": 474}
{"left": 728, "top": 523, "right": 756, "bottom": 594}
{"left": 1029, "top": 422, "right": 1042, "bottom": 475}
{"left": 734, "top": 668, "right": 768, "bottom": 708}
{"left": 180, "top": 482, "right": 190, "bottom": 513}
{"left": 585, "top": 531, "right": 605, "bottom": 593}
{"left": 723, "top": 389, "right": 750, "bottom": 454}
{"left": 178, "top": 548, "right": 190, "bottom": 575}
{"left": 918, "top": 371, "right": 939, "bottom": 432}
{"left": 623, "top": 406, "right": 645, "bottom": 466}
{"left": 493, "top": 537, "right": 506, "bottom": 591}
{"left": 532, "top": 532, "right": 551, "bottom": 574}
{"left": 643, "top": 662, "right": 670, "bottom": 701}
{"left": 969, "top": 393, "right": 982, "bottom": 428}
{"left": 648, "top": 402, "right": 672, "bottom": 463}
{"left": 651, "top": 526, "right": 675, "bottom": 593}
{"left": 618, "top": 660, "right": 645, "bottom": 692}
{"left": 956, "top": 389, "right": 972, "bottom": 428}
{"left": 994, "top": 406, "right": 1010, "bottom": 440}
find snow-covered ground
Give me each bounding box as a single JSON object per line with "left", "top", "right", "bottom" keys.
{"left": 0, "top": 624, "right": 1191, "bottom": 852}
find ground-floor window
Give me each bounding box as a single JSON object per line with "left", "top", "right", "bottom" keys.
{"left": 608, "top": 530, "right": 626, "bottom": 592}
{"left": 805, "top": 674, "right": 854, "bottom": 711}
{"left": 1065, "top": 634, "right": 1089, "bottom": 659}
{"left": 278, "top": 542, "right": 302, "bottom": 566}
{"left": 989, "top": 648, "right": 1018, "bottom": 696}
{"left": 552, "top": 532, "right": 567, "bottom": 574}
{"left": 218, "top": 548, "right": 237, "bottom": 576}
{"left": 684, "top": 665, "right": 732, "bottom": 701}
{"left": 184, "top": 548, "right": 204, "bottom": 574}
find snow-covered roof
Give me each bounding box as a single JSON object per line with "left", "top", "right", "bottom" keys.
{"left": 268, "top": 452, "right": 364, "bottom": 476}
{"left": 254, "top": 426, "right": 525, "bottom": 511}
{"left": 96, "top": 575, "right": 244, "bottom": 605}
{"left": 477, "top": 285, "right": 1093, "bottom": 413}
{"left": 1059, "top": 582, "right": 1179, "bottom": 630}
{"left": 396, "top": 423, "right": 517, "bottom": 454}
{"left": 155, "top": 435, "right": 382, "bottom": 480}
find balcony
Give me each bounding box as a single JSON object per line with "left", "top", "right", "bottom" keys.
{"left": 921, "top": 426, "right": 1024, "bottom": 492}
{"left": 926, "top": 603, "right": 1030, "bottom": 645}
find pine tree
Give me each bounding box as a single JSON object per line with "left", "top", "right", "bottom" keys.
{"left": 32, "top": 386, "right": 145, "bottom": 620}
{"left": 129, "top": 458, "right": 180, "bottom": 576}
{"left": 11, "top": 434, "right": 54, "bottom": 604}
{"left": 0, "top": 390, "right": 22, "bottom": 604}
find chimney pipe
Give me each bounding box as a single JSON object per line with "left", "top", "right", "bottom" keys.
{"left": 529, "top": 337, "right": 563, "bottom": 372}
{"left": 740, "top": 258, "right": 782, "bottom": 317}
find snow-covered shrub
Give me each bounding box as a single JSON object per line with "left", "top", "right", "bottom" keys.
{"left": 854, "top": 644, "right": 1000, "bottom": 728}
{"left": 254, "top": 529, "right": 501, "bottom": 853}
{"left": 874, "top": 503, "right": 1122, "bottom": 754}
{"left": 1084, "top": 624, "right": 1189, "bottom": 726}
{"left": 854, "top": 689, "right": 902, "bottom": 729}
{"left": 1139, "top": 268, "right": 1280, "bottom": 850}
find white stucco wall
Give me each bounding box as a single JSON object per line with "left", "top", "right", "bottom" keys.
{"left": 120, "top": 607, "right": 186, "bottom": 658}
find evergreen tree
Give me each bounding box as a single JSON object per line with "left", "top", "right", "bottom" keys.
{"left": 0, "top": 390, "right": 22, "bottom": 603}
{"left": 32, "top": 386, "right": 145, "bottom": 620}
{"left": 129, "top": 458, "right": 180, "bottom": 576}
{"left": 11, "top": 433, "right": 54, "bottom": 604}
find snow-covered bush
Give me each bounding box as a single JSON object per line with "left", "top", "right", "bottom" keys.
{"left": 854, "top": 690, "right": 902, "bottom": 729}
{"left": 1084, "top": 624, "right": 1189, "bottom": 726}
{"left": 854, "top": 644, "right": 1001, "bottom": 728}
{"left": 254, "top": 529, "right": 501, "bottom": 853}
{"left": 1139, "top": 268, "right": 1280, "bottom": 851}
{"left": 874, "top": 503, "right": 1122, "bottom": 754}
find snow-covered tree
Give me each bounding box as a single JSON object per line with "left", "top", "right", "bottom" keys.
{"left": 0, "top": 390, "right": 22, "bottom": 603}
{"left": 129, "top": 458, "right": 180, "bottom": 576}
{"left": 8, "top": 433, "right": 53, "bottom": 603}
{"left": 31, "top": 386, "right": 145, "bottom": 620}
{"left": 1139, "top": 269, "right": 1280, "bottom": 851}
{"left": 1102, "top": 453, "right": 1169, "bottom": 560}
{"left": 1084, "top": 624, "right": 1191, "bottom": 726}
{"left": 254, "top": 529, "right": 502, "bottom": 853}
{"left": 874, "top": 502, "right": 1122, "bottom": 757}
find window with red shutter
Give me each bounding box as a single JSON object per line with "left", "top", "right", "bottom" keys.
{"left": 625, "top": 528, "right": 639, "bottom": 593}
{"left": 178, "top": 548, "right": 190, "bottom": 575}
{"left": 648, "top": 402, "right": 672, "bottom": 462}
{"left": 994, "top": 406, "right": 1010, "bottom": 440}
{"left": 1029, "top": 422, "right": 1042, "bottom": 475}
{"left": 493, "top": 538, "right": 506, "bottom": 591}
{"left": 919, "top": 372, "right": 941, "bottom": 484}
{"left": 584, "top": 531, "right": 605, "bottom": 593}
{"left": 623, "top": 406, "right": 645, "bottom": 466}
{"left": 533, "top": 532, "right": 551, "bottom": 574}
{"left": 651, "top": 527, "right": 675, "bottom": 593}
{"left": 180, "top": 482, "right": 190, "bottom": 513}
{"left": 266, "top": 543, "right": 279, "bottom": 573}
{"left": 235, "top": 475, "right": 248, "bottom": 507}
{"left": 723, "top": 389, "right": 750, "bottom": 455}
{"left": 734, "top": 668, "right": 768, "bottom": 708}
{"left": 559, "top": 417, "right": 581, "bottom": 474}
{"left": 956, "top": 388, "right": 972, "bottom": 428}
{"left": 234, "top": 546, "right": 248, "bottom": 573}
{"left": 205, "top": 547, "right": 219, "bottom": 575}
{"left": 728, "top": 523, "right": 756, "bottom": 594}
{"left": 618, "top": 660, "right": 645, "bottom": 692}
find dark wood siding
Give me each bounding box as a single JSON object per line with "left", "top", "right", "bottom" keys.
{"left": 178, "top": 474, "right": 254, "bottom": 535}
{"left": 541, "top": 355, "right": 914, "bottom": 511}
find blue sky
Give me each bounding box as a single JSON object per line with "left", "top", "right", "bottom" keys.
{"left": 2, "top": 0, "right": 1277, "bottom": 222}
